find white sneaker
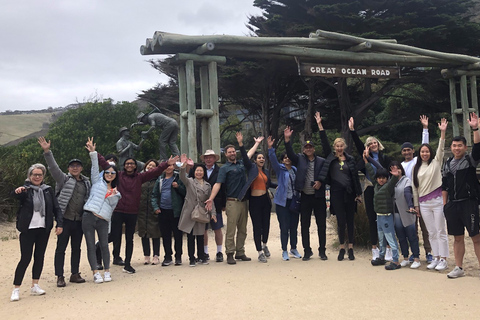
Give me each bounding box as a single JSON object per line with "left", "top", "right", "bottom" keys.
{"left": 10, "top": 288, "right": 19, "bottom": 302}
{"left": 30, "top": 284, "right": 45, "bottom": 296}
{"left": 372, "top": 248, "right": 380, "bottom": 261}
{"left": 447, "top": 266, "right": 465, "bottom": 278}
{"left": 410, "top": 261, "right": 421, "bottom": 269}
{"left": 385, "top": 248, "right": 393, "bottom": 261}
{"left": 103, "top": 271, "right": 112, "bottom": 282}
{"left": 427, "top": 258, "right": 439, "bottom": 270}
{"left": 435, "top": 258, "right": 448, "bottom": 271}
{"left": 400, "top": 260, "right": 410, "bottom": 267}
{"left": 93, "top": 272, "right": 104, "bottom": 284}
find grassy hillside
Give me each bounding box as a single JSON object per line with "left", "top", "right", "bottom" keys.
{"left": 0, "top": 113, "right": 55, "bottom": 146}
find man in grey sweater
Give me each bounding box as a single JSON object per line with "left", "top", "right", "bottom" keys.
{"left": 38, "top": 137, "right": 91, "bottom": 287}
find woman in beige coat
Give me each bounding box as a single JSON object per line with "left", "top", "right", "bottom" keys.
{"left": 177, "top": 154, "right": 216, "bottom": 267}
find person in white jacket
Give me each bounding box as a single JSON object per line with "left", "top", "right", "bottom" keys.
{"left": 83, "top": 138, "right": 121, "bottom": 284}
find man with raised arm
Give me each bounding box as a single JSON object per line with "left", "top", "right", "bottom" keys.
{"left": 284, "top": 126, "right": 327, "bottom": 261}
{"left": 442, "top": 113, "right": 480, "bottom": 279}
{"left": 205, "top": 135, "right": 262, "bottom": 265}
{"left": 38, "top": 137, "right": 91, "bottom": 287}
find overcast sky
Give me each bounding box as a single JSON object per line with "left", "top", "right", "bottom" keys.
{"left": 0, "top": 1, "right": 263, "bottom": 112}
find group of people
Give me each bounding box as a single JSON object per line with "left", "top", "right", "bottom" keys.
{"left": 10, "top": 111, "right": 480, "bottom": 302}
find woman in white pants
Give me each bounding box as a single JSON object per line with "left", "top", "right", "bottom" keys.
{"left": 412, "top": 118, "right": 449, "bottom": 271}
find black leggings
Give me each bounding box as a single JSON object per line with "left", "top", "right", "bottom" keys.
{"left": 111, "top": 211, "right": 138, "bottom": 267}
{"left": 249, "top": 193, "right": 272, "bottom": 251}
{"left": 330, "top": 189, "right": 356, "bottom": 245}
{"left": 364, "top": 186, "right": 378, "bottom": 246}
{"left": 187, "top": 232, "right": 204, "bottom": 261}
{"left": 141, "top": 237, "right": 160, "bottom": 257}
{"left": 14, "top": 228, "right": 50, "bottom": 286}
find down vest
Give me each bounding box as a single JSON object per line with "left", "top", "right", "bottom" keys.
{"left": 44, "top": 150, "right": 91, "bottom": 215}
{"left": 83, "top": 152, "right": 121, "bottom": 221}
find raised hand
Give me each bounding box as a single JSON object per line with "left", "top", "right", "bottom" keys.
{"left": 420, "top": 115, "right": 429, "bottom": 129}
{"left": 362, "top": 146, "right": 370, "bottom": 163}
{"left": 254, "top": 136, "right": 264, "bottom": 144}
{"left": 468, "top": 112, "right": 479, "bottom": 129}
{"left": 390, "top": 165, "right": 401, "bottom": 177}
{"left": 38, "top": 137, "right": 51, "bottom": 152}
{"left": 314, "top": 111, "right": 323, "bottom": 129}
{"left": 85, "top": 137, "right": 96, "bottom": 152}
{"left": 267, "top": 136, "right": 275, "bottom": 149}
{"left": 168, "top": 155, "right": 180, "bottom": 166}
{"left": 438, "top": 118, "right": 448, "bottom": 131}
{"left": 348, "top": 117, "right": 355, "bottom": 131}
{"left": 284, "top": 126, "right": 293, "bottom": 142}
{"left": 186, "top": 158, "right": 194, "bottom": 167}
{"left": 236, "top": 131, "right": 243, "bottom": 145}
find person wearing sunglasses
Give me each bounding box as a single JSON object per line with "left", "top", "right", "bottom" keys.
{"left": 83, "top": 137, "right": 121, "bottom": 284}
{"left": 97, "top": 149, "right": 179, "bottom": 274}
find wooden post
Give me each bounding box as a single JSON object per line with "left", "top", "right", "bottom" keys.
{"left": 185, "top": 60, "right": 197, "bottom": 160}
{"left": 177, "top": 65, "right": 188, "bottom": 155}
{"left": 208, "top": 61, "right": 221, "bottom": 155}
{"left": 200, "top": 66, "right": 211, "bottom": 154}
{"left": 449, "top": 78, "right": 460, "bottom": 137}
{"left": 460, "top": 75, "right": 471, "bottom": 145}
{"left": 470, "top": 76, "right": 478, "bottom": 113}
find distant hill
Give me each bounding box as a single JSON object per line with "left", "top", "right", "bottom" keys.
{"left": 0, "top": 104, "right": 85, "bottom": 146}
{"left": 0, "top": 113, "right": 57, "bottom": 146}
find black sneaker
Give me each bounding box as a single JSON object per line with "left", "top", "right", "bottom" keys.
{"left": 198, "top": 259, "right": 209, "bottom": 265}
{"left": 371, "top": 257, "right": 387, "bottom": 266}
{"left": 216, "top": 252, "right": 224, "bottom": 262}
{"left": 204, "top": 253, "right": 210, "bottom": 261}
{"left": 122, "top": 265, "right": 136, "bottom": 274}
{"left": 385, "top": 262, "right": 401, "bottom": 270}
{"left": 189, "top": 260, "right": 196, "bottom": 267}
{"left": 96, "top": 264, "right": 104, "bottom": 271}
{"left": 113, "top": 257, "right": 125, "bottom": 266}
{"left": 337, "top": 248, "right": 345, "bottom": 261}
{"left": 348, "top": 248, "right": 355, "bottom": 261}
{"left": 174, "top": 258, "right": 182, "bottom": 266}
{"left": 302, "top": 251, "right": 313, "bottom": 261}
{"left": 319, "top": 249, "right": 328, "bottom": 260}
{"left": 161, "top": 259, "right": 173, "bottom": 267}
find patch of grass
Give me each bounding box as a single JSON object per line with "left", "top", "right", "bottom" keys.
{"left": 0, "top": 113, "right": 55, "bottom": 145}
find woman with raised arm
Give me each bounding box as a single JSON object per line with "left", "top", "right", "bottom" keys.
{"left": 412, "top": 118, "right": 449, "bottom": 271}
{"left": 137, "top": 159, "right": 161, "bottom": 265}
{"left": 177, "top": 154, "right": 217, "bottom": 267}
{"left": 10, "top": 163, "right": 63, "bottom": 302}
{"left": 349, "top": 116, "right": 392, "bottom": 261}
{"left": 83, "top": 137, "right": 121, "bottom": 284}
{"left": 237, "top": 132, "right": 275, "bottom": 263}
{"left": 316, "top": 112, "right": 362, "bottom": 261}
{"left": 267, "top": 136, "right": 302, "bottom": 261}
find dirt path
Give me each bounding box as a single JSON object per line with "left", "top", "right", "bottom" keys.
{"left": 1, "top": 214, "right": 480, "bottom": 319}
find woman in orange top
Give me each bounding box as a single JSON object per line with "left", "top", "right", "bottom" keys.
{"left": 237, "top": 132, "right": 275, "bottom": 263}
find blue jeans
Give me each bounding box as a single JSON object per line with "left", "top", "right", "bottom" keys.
{"left": 276, "top": 199, "right": 300, "bottom": 251}
{"left": 394, "top": 213, "right": 420, "bottom": 259}
{"left": 377, "top": 214, "right": 399, "bottom": 262}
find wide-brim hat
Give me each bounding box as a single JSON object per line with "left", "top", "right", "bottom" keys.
{"left": 200, "top": 150, "right": 220, "bottom": 162}
{"left": 119, "top": 126, "right": 129, "bottom": 135}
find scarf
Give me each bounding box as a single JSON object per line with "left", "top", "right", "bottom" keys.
{"left": 28, "top": 184, "right": 49, "bottom": 217}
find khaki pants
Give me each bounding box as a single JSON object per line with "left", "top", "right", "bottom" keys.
{"left": 225, "top": 200, "right": 248, "bottom": 255}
